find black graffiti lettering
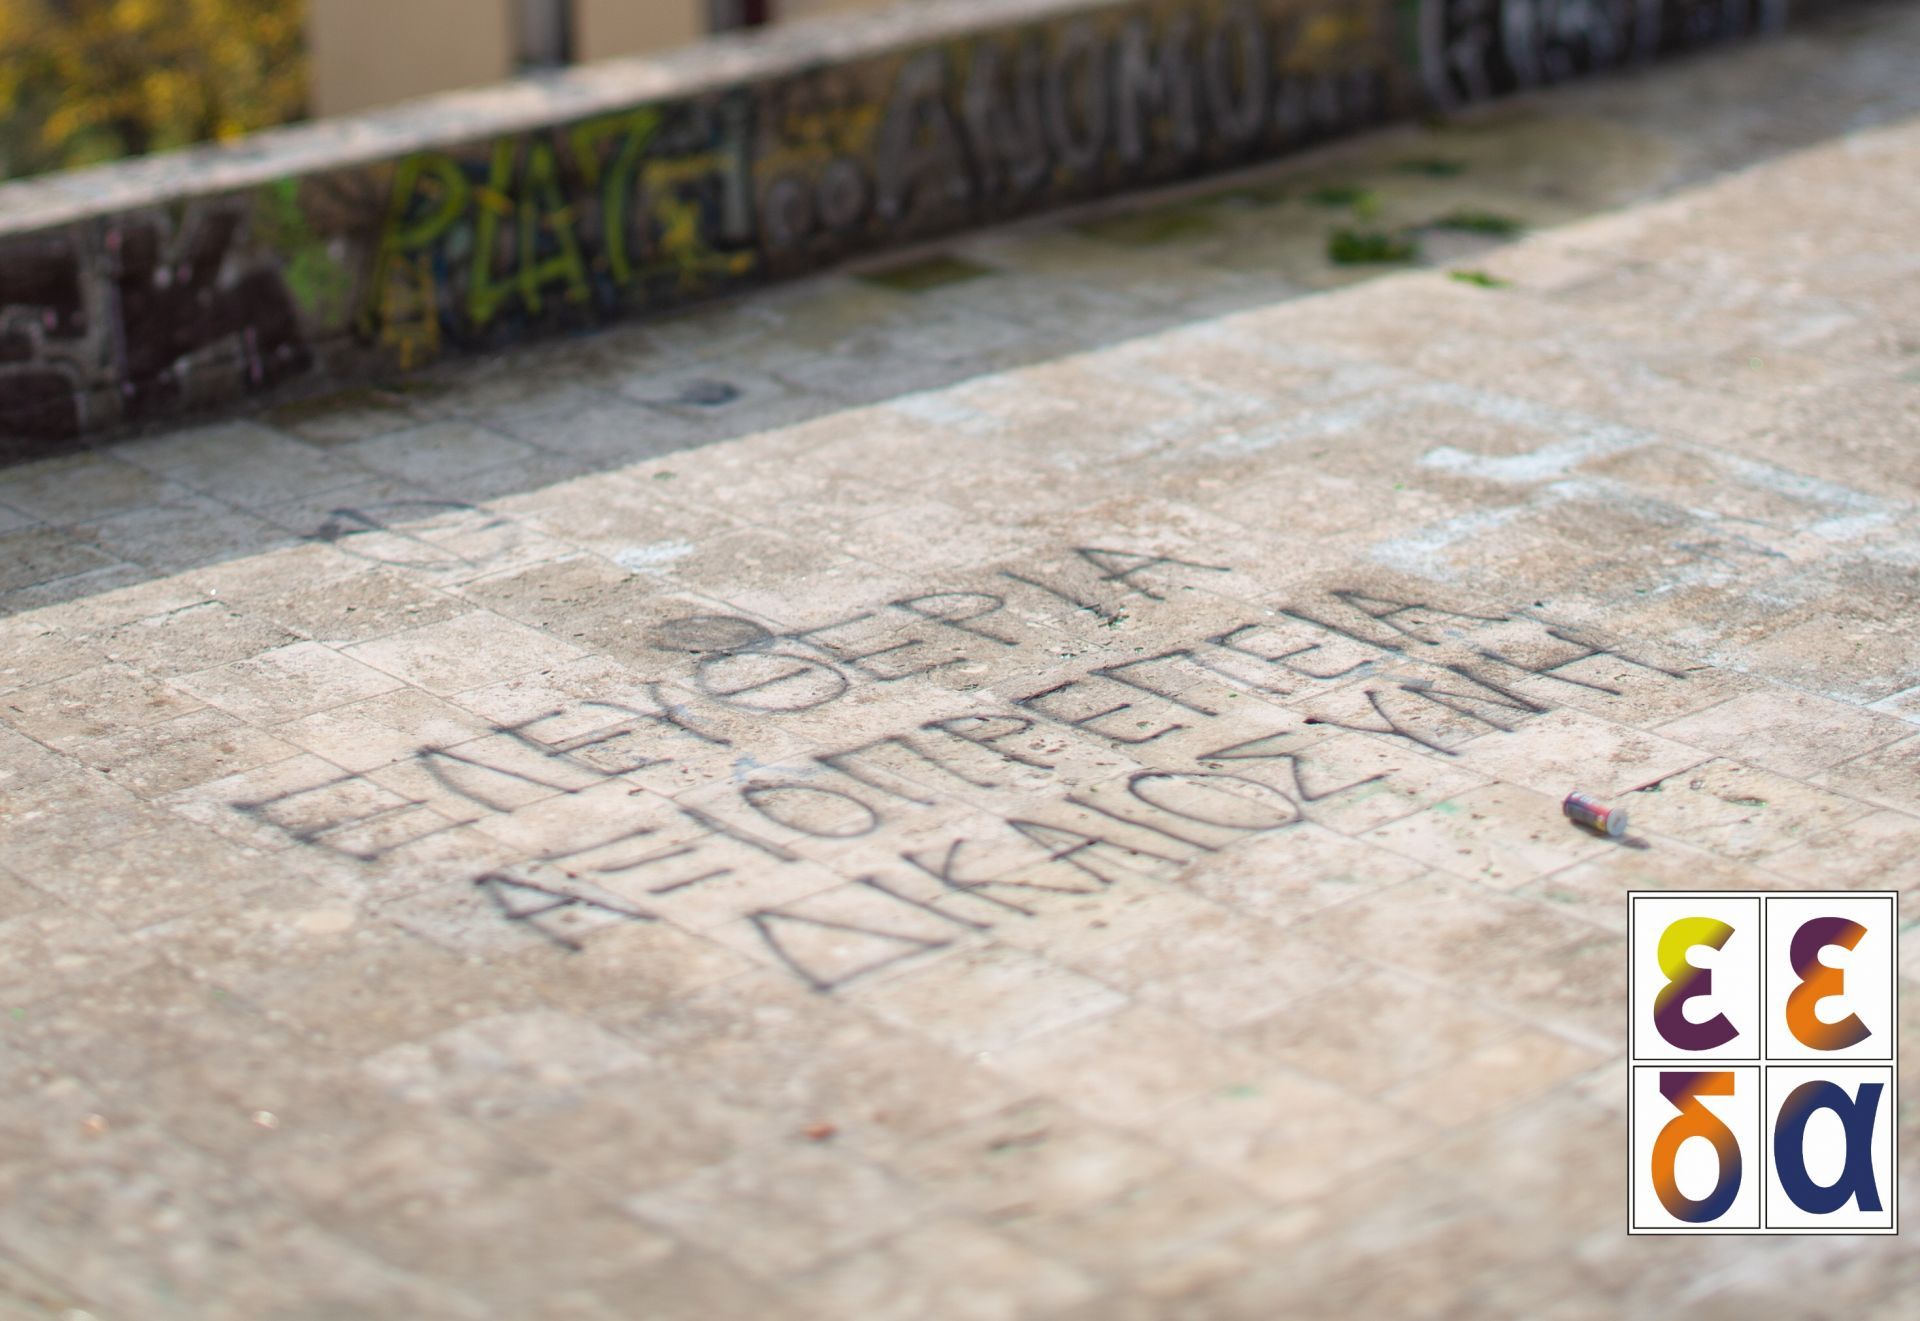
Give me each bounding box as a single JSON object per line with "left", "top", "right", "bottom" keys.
{"left": 0, "top": 236, "right": 85, "bottom": 339}
{"left": 1632, "top": 0, "right": 1667, "bottom": 59}
{"left": 1397, "top": 679, "right": 1528, "bottom": 733}
{"left": 1196, "top": 731, "right": 1389, "bottom": 803}
{"left": 311, "top": 500, "right": 505, "bottom": 571}
{"left": 1275, "top": 592, "right": 1502, "bottom": 655}
{"left": 0, "top": 236, "right": 87, "bottom": 443}
{"left": 495, "top": 701, "right": 680, "bottom": 777}
{"left": 1443, "top": 656, "right": 1551, "bottom": 706}
{"left": 693, "top": 649, "right": 850, "bottom": 712}
{"left": 1016, "top": 677, "right": 1183, "bottom": 745}
{"left": 1001, "top": 569, "right": 1122, "bottom": 624}
{"left": 902, "top": 838, "right": 1079, "bottom": 911}
{"left": 322, "top": 804, "right": 462, "bottom": 860}
{"left": 416, "top": 741, "right": 592, "bottom": 815}
{"left": 1114, "top": 14, "right": 1200, "bottom": 165}
{"left": 1393, "top": 663, "right": 1548, "bottom": 735}
{"left": 761, "top": 174, "right": 815, "bottom": 256}
{"left": 110, "top": 211, "right": 311, "bottom": 422}
{"left": 1498, "top": 623, "right": 1691, "bottom": 683}
{"left": 235, "top": 772, "right": 456, "bottom": 861}
{"left": 1420, "top": 0, "right": 1508, "bottom": 108}
{"left": 1294, "top": 69, "right": 1374, "bottom": 143}
{"left": 651, "top": 614, "right": 775, "bottom": 655}
{"left": 0, "top": 368, "right": 82, "bottom": 448}
{"left": 1204, "top": 1, "right": 1270, "bottom": 144}
{"left": 786, "top": 612, "right": 958, "bottom": 682}
{"left": 876, "top": 50, "right": 975, "bottom": 223}
{"left": 1274, "top": 606, "right": 1407, "bottom": 656}
{"left": 1173, "top": 631, "right": 1294, "bottom": 694}
{"left": 584, "top": 841, "right": 732, "bottom": 895}
{"left": 816, "top": 741, "right": 937, "bottom": 807}
{"left": 712, "top": 95, "right": 759, "bottom": 244}
{"left": 1125, "top": 770, "right": 1299, "bottom": 833}
{"left": 1303, "top": 688, "right": 1458, "bottom": 755}
{"left": 855, "top": 875, "right": 999, "bottom": 931}
{"left": 1473, "top": 645, "right": 1620, "bottom": 694}
{"left": 1044, "top": 20, "right": 1110, "bottom": 174}
{"left": 531, "top": 812, "right": 739, "bottom": 895}
{"left": 817, "top": 157, "right": 871, "bottom": 233}
{"left": 740, "top": 783, "right": 884, "bottom": 839}
{"left": 923, "top": 713, "right": 1056, "bottom": 771}
{"left": 1063, "top": 791, "right": 1220, "bottom": 851}
{"left": 1418, "top": 0, "right": 1747, "bottom": 112}
{"left": 1006, "top": 817, "right": 1184, "bottom": 885}
{"left": 819, "top": 731, "right": 1000, "bottom": 803}
{"left": 963, "top": 37, "right": 1051, "bottom": 198}
{"left": 1326, "top": 590, "right": 1508, "bottom": 647}
{"left": 674, "top": 802, "right": 800, "bottom": 862}
{"left": 748, "top": 908, "right": 950, "bottom": 993}
{"left": 748, "top": 140, "right": 840, "bottom": 257}
{"left": 1434, "top": 0, "right": 1498, "bottom": 105}
{"left": 1208, "top": 622, "right": 1365, "bottom": 684}
{"left": 531, "top": 716, "right": 672, "bottom": 777}
{"left": 573, "top": 686, "right": 732, "bottom": 751}
{"left": 1544, "top": 625, "right": 1689, "bottom": 679}
{"left": 1507, "top": 0, "right": 1627, "bottom": 89}
{"left": 475, "top": 874, "right": 654, "bottom": 952}
{"left": 1074, "top": 547, "right": 1231, "bottom": 600}
{"left": 326, "top": 805, "right": 467, "bottom": 861}
{"left": 890, "top": 591, "right": 1020, "bottom": 647}
{"left": 1094, "top": 651, "right": 1219, "bottom": 716}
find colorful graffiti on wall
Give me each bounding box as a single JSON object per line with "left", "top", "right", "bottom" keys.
{"left": 1418, "top": 0, "right": 1790, "bottom": 107}
{"left": 0, "top": 202, "right": 317, "bottom": 452}
{"left": 0, "top": 0, "right": 1796, "bottom": 448}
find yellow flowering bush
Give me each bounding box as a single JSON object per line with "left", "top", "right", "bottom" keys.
{"left": 0, "top": 0, "right": 306, "bottom": 179}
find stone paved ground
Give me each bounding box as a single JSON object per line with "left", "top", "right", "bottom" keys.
{"left": 4, "top": 5, "right": 1920, "bottom": 1318}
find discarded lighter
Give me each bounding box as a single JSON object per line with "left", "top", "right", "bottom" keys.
{"left": 1563, "top": 791, "right": 1628, "bottom": 838}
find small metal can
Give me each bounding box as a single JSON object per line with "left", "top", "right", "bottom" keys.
{"left": 1563, "top": 791, "right": 1628, "bottom": 838}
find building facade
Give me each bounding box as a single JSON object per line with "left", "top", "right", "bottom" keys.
{"left": 308, "top": 0, "right": 906, "bottom": 117}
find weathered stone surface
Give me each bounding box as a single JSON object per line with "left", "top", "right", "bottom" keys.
{"left": 3, "top": 6, "right": 1920, "bottom": 1315}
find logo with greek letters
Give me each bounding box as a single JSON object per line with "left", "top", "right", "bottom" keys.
{"left": 1628, "top": 892, "right": 1897, "bottom": 1234}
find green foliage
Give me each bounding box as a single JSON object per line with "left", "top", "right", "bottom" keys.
{"left": 1307, "top": 184, "right": 1375, "bottom": 209}
{"left": 1449, "top": 268, "right": 1510, "bottom": 288}
{"left": 1328, "top": 228, "right": 1417, "bottom": 265}
{"left": 0, "top": 0, "right": 306, "bottom": 180}
{"left": 1432, "top": 209, "right": 1526, "bottom": 236}
{"left": 1072, "top": 204, "right": 1218, "bottom": 248}
{"left": 257, "top": 175, "right": 352, "bottom": 321}
{"left": 859, "top": 252, "right": 999, "bottom": 291}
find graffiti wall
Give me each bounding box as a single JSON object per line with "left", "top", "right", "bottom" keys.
{"left": 0, "top": 0, "right": 1798, "bottom": 448}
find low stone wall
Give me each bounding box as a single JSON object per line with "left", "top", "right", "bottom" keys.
{"left": 0, "top": 0, "right": 1803, "bottom": 450}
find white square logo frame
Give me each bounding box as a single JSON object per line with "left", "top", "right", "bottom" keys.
{"left": 1628, "top": 891, "right": 1898, "bottom": 1235}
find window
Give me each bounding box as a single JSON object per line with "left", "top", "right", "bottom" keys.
{"left": 518, "top": 0, "right": 574, "bottom": 68}
{"left": 713, "top": 1, "right": 773, "bottom": 30}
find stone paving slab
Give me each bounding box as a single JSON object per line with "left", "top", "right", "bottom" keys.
{"left": 4, "top": 7, "right": 1920, "bottom": 1318}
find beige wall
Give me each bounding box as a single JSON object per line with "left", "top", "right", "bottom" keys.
{"left": 307, "top": 0, "right": 517, "bottom": 117}
{"left": 306, "top": 0, "right": 919, "bottom": 117}
{"left": 577, "top": 2, "right": 904, "bottom": 64}
{"left": 778, "top": 0, "right": 899, "bottom": 21}
{"left": 575, "top": 0, "right": 709, "bottom": 63}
